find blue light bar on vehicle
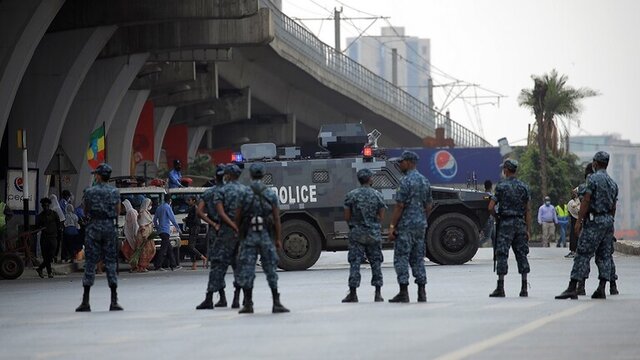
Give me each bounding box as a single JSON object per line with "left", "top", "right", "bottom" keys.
{"left": 231, "top": 152, "right": 244, "bottom": 162}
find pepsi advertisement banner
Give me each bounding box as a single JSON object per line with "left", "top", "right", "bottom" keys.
{"left": 386, "top": 148, "right": 503, "bottom": 185}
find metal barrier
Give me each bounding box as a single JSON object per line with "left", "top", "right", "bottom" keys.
{"left": 258, "top": 0, "right": 492, "bottom": 148}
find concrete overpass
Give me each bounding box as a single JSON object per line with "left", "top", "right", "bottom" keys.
{"left": 0, "top": 0, "right": 490, "bottom": 201}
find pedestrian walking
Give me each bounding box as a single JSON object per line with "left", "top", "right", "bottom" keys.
{"left": 152, "top": 194, "right": 182, "bottom": 271}
{"left": 235, "top": 164, "right": 289, "bottom": 314}
{"left": 75, "top": 163, "right": 123, "bottom": 312}
{"left": 183, "top": 195, "right": 207, "bottom": 270}
{"left": 196, "top": 164, "right": 246, "bottom": 310}
{"left": 537, "top": 196, "right": 557, "bottom": 247}
{"left": 62, "top": 203, "right": 80, "bottom": 262}
{"left": 196, "top": 165, "right": 225, "bottom": 309}
{"left": 488, "top": 159, "right": 532, "bottom": 297}
{"left": 556, "top": 151, "right": 618, "bottom": 300}
{"left": 134, "top": 198, "right": 156, "bottom": 272}
{"left": 387, "top": 151, "right": 432, "bottom": 303}
{"left": 566, "top": 189, "right": 580, "bottom": 258}
{"left": 36, "top": 198, "right": 62, "bottom": 278}
{"left": 555, "top": 201, "right": 569, "bottom": 247}
{"left": 49, "top": 194, "right": 65, "bottom": 262}
{"left": 341, "top": 168, "right": 386, "bottom": 303}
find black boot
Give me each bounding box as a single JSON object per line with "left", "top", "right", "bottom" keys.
{"left": 231, "top": 286, "right": 241, "bottom": 309}
{"left": 196, "top": 291, "right": 214, "bottom": 310}
{"left": 374, "top": 286, "right": 384, "bottom": 302}
{"left": 591, "top": 279, "right": 607, "bottom": 299}
{"left": 109, "top": 285, "right": 124, "bottom": 311}
{"left": 489, "top": 280, "right": 505, "bottom": 298}
{"left": 341, "top": 287, "right": 358, "bottom": 303}
{"left": 271, "top": 287, "right": 290, "bottom": 313}
{"left": 610, "top": 280, "right": 619, "bottom": 295}
{"left": 215, "top": 289, "right": 227, "bottom": 307}
{"left": 75, "top": 286, "right": 91, "bottom": 312}
{"left": 417, "top": 284, "right": 427, "bottom": 302}
{"left": 555, "top": 279, "right": 578, "bottom": 300}
{"left": 36, "top": 267, "right": 44, "bottom": 279}
{"left": 238, "top": 288, "right": 253, "bottom": 314}
{"left": 519, "top": 280, "right": 528, "bottom": 297}
{"left": 388, "top": 284, "right": 409, "bottom": 303}
{"left": 576, "top": 280, "right": 586, "bottom": 296}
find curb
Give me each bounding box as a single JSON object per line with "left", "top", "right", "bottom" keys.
{"left": 614, "top": 240, "right": 640, "bottom": 256}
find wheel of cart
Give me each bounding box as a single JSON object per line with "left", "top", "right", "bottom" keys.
{"left": 0, "top": 228, "right": 43, "bottom": 280}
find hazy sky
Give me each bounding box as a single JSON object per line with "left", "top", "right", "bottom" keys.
{"left": 282, "top": 0, "right": 640, "bottom": 145}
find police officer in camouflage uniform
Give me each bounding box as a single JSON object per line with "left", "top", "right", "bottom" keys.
{"left": 235, "top": 164, "right": 289, "bottom": 314}
{"left": 488, "top": 159, "right": 532, "bottom": 298}
{"left": 387, "top": 151, "right": 432, "bottom": 303}
{"left": 341, "top": 168, "right": 386, "bottom": 303}
{"left": 556, "top": 151, "right": 618, "bottom": 300}
{"left": 196, "top": 164, "right": 246, "bottom": 310}
{"left": 196, "top": 165, "right": 227, "bottom": 309}
{"left": 76, "top": 163, "right": 123, "bottom": 312}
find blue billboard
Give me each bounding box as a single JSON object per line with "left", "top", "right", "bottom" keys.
{"left": 386, "top": 148, "right": 503, "bottom": 185}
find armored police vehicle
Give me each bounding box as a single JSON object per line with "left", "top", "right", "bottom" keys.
{"left": 237, "top": 124, "right": 490, "bottom": 271}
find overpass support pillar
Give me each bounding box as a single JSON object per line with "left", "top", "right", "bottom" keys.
{"left": 0, "top": 0, "right": 65, "bottom": 140}
{"left": 7, "top": 26, "right": 116, "bottom": 185}
{"left": 60, "top": 53, "right": 149, "bottom": 200}
{"left": 108, "top": 90, "right": 151, "bottom": 177}
{"left": 188, "top": 126, "right": 208, "bottom": 164}
{"left": 154, "top": 106, "right": 177, "bottom": 165}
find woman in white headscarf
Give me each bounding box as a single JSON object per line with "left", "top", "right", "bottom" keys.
{"left": 62, "top": 203, "right": 80, "bottom": 262}
{"left": 120, "top": 200, "right": 139, "bottom": 266}
{"left": 49, "top": 194, "right": 65, "bottom": 262}
{"left": 133, "top": 198, "right": 156, "bottom": 272}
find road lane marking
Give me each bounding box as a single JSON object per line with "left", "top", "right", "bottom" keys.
{"left": 484, "top": 301, "right": 545, "bottom": 309}
{"left": 433, "top": 303, "right": 595, "bottom": 360}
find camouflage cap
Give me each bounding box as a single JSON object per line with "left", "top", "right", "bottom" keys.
{"left": 356, "top": 168, "right": 373, "bottom": 182}
{"left": 593, "top": 151, "right": 610, "bottom": 164}
{"left": 249, "top": 163, "right": 266, "bottom": 178}
{"left": 501, "top": 159, "right": 518, "bottom": 171}
{"left": 389, "top": 150, "right": 419, "bottom": 163}
{"left": 91, "top": 163, "right": 112, "bottom": 176}
{"left": 215, "top": 164, "right": 225, "bottom": 176}
{"left": 224, "top": 164, "right": 242, "bottom": 176}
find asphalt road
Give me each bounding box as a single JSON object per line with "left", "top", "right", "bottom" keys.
{"left": 1, "top": 248, "right": 639, "bottom": 360}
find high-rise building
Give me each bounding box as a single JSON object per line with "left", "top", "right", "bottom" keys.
{"left": 569, "top": 135, "right": 640, "bottom": 233}
{"left": 346, "top": 27, "right": 432, "bottom": 107}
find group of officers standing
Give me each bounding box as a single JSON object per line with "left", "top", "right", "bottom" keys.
{"left": 72, "top": 148, "right": 619, "bottom": 313}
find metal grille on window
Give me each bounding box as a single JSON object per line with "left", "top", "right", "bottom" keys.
{"left": 312, "top": 170, "right": 329, "bottom": 183}
{"left": 263, "top": 173, "right": 273, "bottom": 185}
{"left": 372, "top": 174, "right": 394, "bottom": 188}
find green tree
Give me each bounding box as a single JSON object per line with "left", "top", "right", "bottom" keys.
{"left": 515, "top": 146, "right": 584, "bottom": 237}
{"left": 187, "top": 155, "right": 215, "bottom": 177}
{"left": 518, "top": 69, "right": 598, "bottom": 197}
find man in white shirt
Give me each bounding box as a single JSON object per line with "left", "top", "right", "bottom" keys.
{"left": 566, "top": 189, "right": 580, "bottom": 258}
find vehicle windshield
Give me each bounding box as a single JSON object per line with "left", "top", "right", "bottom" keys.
{"left": 120, "top": 193, "right": 162, "bottom": 215}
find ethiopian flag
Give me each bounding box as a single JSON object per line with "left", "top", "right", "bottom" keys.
{"left": 87, "top": 125, "right": 105, "bottom": 169}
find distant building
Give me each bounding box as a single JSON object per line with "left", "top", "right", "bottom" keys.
{"left": 570, "top": 135, "right": 640, "bottom": 233}
{"left": 346, "top": 27, "right": 432, "bottom": 107}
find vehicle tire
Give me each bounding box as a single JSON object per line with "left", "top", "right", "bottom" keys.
{"left": 0, "top": 253, "right": 25, "bottom": 280}
{"left": 426, "top": 213, "right": 479, "bottom": 265}
{"left": 278, "top": 220, "right": 322, "bottom": 271}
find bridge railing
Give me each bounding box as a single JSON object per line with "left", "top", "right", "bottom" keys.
{"left": 258, "top": 0, "right": 492, "bottom": 148}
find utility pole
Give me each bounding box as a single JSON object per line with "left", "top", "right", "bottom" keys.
{"left": 391, "top": 48, "right": 398, "bottom": 86}
{"left": 334, "top": 7, "right": 342, "bottom": 52}
{"left": 17, "top": 129, "right": 29, "bottom": 232}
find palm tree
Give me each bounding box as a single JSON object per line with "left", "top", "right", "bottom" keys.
{"left": 518, "top": 69, "right": 598, "bottom": 197}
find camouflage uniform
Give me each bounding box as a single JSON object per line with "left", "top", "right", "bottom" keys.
{"left": 208, "top": 179, "right": 247, "bottom": 292}
{"left": 237, "top": 181, "right": 280, "bottom": 289}
{"left": 201, "top": 184, "right": 222, "bottom": 292}
{"left": 82, "top": 182, "right": 120, "bottom": 287}
{"left": 344, "top": 186, "right": 386, "bottom": 288}
{"left": 570, "top": 168, "right": 618, "bottom": 281}
{"left": 394, "top": 169, "right": 432, "bottom": 286}
{"left": 492, "top": 176, "right": 531, "bottom": 275}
